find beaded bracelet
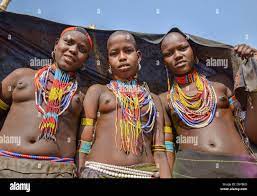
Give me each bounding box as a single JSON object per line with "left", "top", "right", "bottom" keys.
{"left": 81, "top": 118, "right": 95, "bottom": 126}
{"left": 229, "top": 95, "right": 237, "bottom": 105}
{"left": 0, "top": 98, "right": 9, "bottom": 111}
{"left": 152, "top": 145, "right": 166, "bottom": 152}
{"left": 164, "top": 126, "right": 172, "bottom": 134}
{"left": 79, "top": 140, "right": 92, "bottom": 154}
{"left": 165, "top": 141, "right": 174, "bottom": 152}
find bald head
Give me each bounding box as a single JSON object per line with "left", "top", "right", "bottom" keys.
{"left": 107, "top": 31, "right": 137, "bottom": 50}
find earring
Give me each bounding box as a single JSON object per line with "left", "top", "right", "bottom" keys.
{"left": 51, "top": 51, "right": 55, "bottom": 61}
{"left": 138, "top": 63, "right": 141, "bottom": 71}
{"left": 195, "top": 56, "right": 199, "bottom": 64}
{"left": 166, "top": 67, "right": 171, "bottom": 91}
{"left": 108, "top": 66, "right": 112, "bottom": 74}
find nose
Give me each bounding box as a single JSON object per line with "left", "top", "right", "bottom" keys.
{"left": 68, "top": 44, "right": 78, "bottom": 55}
{"left": 173, "top": 50, "right": 183, "bottom": 60}
{"left": 118, "top": 51, "right": 127, "bottom": 62}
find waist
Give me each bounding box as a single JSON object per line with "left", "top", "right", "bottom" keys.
{"left": 0, "top": 149, "right": 74, "bottom": 163}
{"left": 84, "top": 161, "right": 155, "bottom": 178}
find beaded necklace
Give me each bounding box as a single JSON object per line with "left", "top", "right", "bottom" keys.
{"left": 168, "top": 69, "right": 217, "bottom": 128}
{"left": 107, "top": 80, "right": 157, "bottom": 154}
{"left": 34, "top": 64, "right": 78, "bottom": 141}
{"left": 174, "top": 69, "right": 196, "bottom": 85}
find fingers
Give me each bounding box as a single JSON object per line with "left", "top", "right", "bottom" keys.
{"left": 234, "top": 44, "right": 255, "bottom": 59}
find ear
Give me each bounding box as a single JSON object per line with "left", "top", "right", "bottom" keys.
{"left": 55, "top": 38, "right": 60, "bottom": 45}
{"left": 53, "top": 38, "right": 60, "bottom": 51}
{"left": 190, "top": 44, "right": 198, "bottom": 62}
{"left": 137, "top": 50, "right": 142, "bottom": 63}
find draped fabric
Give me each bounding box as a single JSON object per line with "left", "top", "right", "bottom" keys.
{"left": 1, "top": 11, "right": 256, "bottom": 104}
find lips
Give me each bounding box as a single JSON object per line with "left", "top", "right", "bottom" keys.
{"left": 118, "top": 64, "right": 130, "bottom": 69}
{"left": 63, "top": 54, "right": 75, "bottom": 64}
{"left": 175, "top": 60, "right": 187, "bottom": 68}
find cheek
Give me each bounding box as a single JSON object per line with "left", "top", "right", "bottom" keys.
{"left": 129, "top": 54, "right": 139, "bottom": 64}
{"left": 55, "top": 45, "right": 65, "bottom": 60}
{"left": 78, "top": 53, "right": 88, "bottom": 62}
{"left": 164, "top": 57, "right": 174, "bottom": 66}
{"left": 108, "top": 57, "right": 118, "bottom": 66}
{"left": 186, "top": 50, "right": 195, "bottom": 62}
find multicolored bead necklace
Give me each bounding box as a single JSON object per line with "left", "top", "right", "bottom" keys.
{"left": 107, "top": 80, "right": 157, "bottom": 155}
{"left": 34, "top": 64, "right": 78, "bottom": 141}
{"left": 168, "top": 69, "right": 217, "bottom": 128}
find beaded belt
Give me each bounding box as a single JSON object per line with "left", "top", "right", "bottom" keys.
{"left": 0, "top": 149, "right": 74, "bottom": 163}
{"left": 84, "top": 161, "right": 154, "bottom": 178}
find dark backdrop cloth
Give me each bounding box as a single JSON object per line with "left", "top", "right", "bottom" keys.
{"left": 0, "top": 11, "right": 255, "bottom": 104}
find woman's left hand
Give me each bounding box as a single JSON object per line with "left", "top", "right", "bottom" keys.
{"left": 234, "top": 44, "right": 257, "bottom": 60}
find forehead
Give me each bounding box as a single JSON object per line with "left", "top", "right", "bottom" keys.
{"left": 161, "top": 32, "right": 188, "bottom": 51}
{"left": 61, "top": 31, "right": 88, "bottom": 44}
{"left": 107, "top": 34, "right": 135, "bottom": 50}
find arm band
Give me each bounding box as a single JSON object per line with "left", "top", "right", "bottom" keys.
{"left": 0, "top": 99, "right": 9, "bottom": 111}
{"left": 152, "top": 144, "right": 166, "bottom": 152}
{"left": 229, "top": 95, "right": 236, "bottom": 105}
{"left": 165, "top": 141, "right": 174, "bottom": 152}
{"left": 79, "top": 140, "right": 92, "bottom": 154}
{"left": 81, "top": 118, "right": 95, "bottom": 126}
{"left": 164, "top": 126, "right": 172, "bottom": 134}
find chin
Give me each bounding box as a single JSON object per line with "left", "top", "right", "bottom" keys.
{"left": 175, "top": 66, "right": 193, "bottom": 75}
{"left": 58, "top": 63, "right": 75, "bottom": 72}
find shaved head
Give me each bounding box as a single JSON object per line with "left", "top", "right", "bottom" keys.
{"left": 107, "top": 31, "right": 137, "bottom": 50}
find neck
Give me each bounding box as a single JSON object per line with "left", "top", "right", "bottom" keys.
{"left": 174, "top": 68, "right": 197, "bottom": 86}
{"left": 49, "top": 63, "right": 76, "bottom": 78}
{"left": 113, "top": 75, "right": 136, "bottom": 82}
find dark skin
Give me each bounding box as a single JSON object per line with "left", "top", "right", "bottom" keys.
{"left": 235, "top": 44, "right": 257, "bottom": 144}
{"left": 79, "top": 32, "right": 171, "bottom": 178}
{"left": 0, "top": 30, "right": 90, "bottom": 158}
{"left": 159, "top": 32, "right": 257, "bottom": 172}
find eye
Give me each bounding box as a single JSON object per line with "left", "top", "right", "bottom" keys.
{"left": 163, "top": 51, "right": 173, "bottom": 57}
{"left": 64, "top": 39, "right": 73, "bottom": 45}
{"left": 78, "top": 45, "right": 88, "bottom": 53}
{"left": 109, "top": 51, "right": 118, "bottom": 56}
{"left": 124, "top": 48, "right": 134, "bottom": 54}
{"left": 179, "top": 45, "right": 189, "bottom": 51}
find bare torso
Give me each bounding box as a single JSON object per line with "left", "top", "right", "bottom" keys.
{"left": 160, "top": 74, "right": 249, "bottom": 156}
{"left": 86, "top": 84, "right": 155, "bottom": 166}
{"left": 0, "top": 68, "right": 84, "bottom": 158}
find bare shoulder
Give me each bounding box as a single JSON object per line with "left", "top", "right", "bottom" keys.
{"left": 6, "top": 67, "right": 35, "bottom": 78}
{"left": 158, "top": 92, "right": 168, "bottom": 102}
{"left": 87, "top": 83, "right": 106, "bottom": 91}
{"left": 208, "top": 73, "right": 229, "bottom": 83}
{"left": 207, "top": 73, "right": 233, "bottom": 91}
{"left": 158, "top": 91, "right": 170, "bottom": 109}
{"left": 2, "top": 68, "right": 35, "bottom": 85}
{"left": 85, "top": 84, "right": 107, "bottom": 97}
{"left": 150, "top": 92, "right": 159, "bottom": 100}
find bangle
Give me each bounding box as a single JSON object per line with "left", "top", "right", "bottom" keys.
{"left": 164, "top": 126, "right": 172, "bottom": 134}
{"left": 81, "top": 118, "right": 95, "bottom": 126}
{"left": 0, "top": 98, "right": 9, "bottom": 111}
{"left": 79, "top": 140, "right": 92, "bottom": 154}
{"left": 165, "top": 141, "right": 174, "bottom": 152}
